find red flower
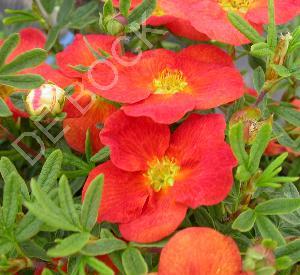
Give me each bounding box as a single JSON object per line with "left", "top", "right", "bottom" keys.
{"left": 158, "top": 227, "right": 243, "bottom": 275}
{"left": 83, "top": 45, "right": 244, "bottom": 124}
{"left": 83, "top": 111, "right": 237, "bottom": 243}
{"left": 169, "top": 0, "right": 300, "bottom": 45}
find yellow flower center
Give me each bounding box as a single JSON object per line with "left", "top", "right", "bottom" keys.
{"left": 153, "top": 68, "right": 188, "bottom": 95}
{"left": 153, "top": 5, "right": 165, "bottom": 16}
{"left": 0, "top": 85, "right": 14, "bottom": 99}
{"left": 145, "top": 156, "right": 180, "bottom": 192}
{"left": 218, "top": 0, "right": 253, "bottom": 13}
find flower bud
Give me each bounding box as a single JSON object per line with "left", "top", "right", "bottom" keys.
{"left": 106, "top": 18, "right": 125, "bottom": 36}
{"left": 25, "top": 84, "right": 66, "bottom": 116}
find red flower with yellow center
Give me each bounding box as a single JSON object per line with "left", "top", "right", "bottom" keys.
{"left": 83, "top": 45, "right": 244, "bottom": 124}
{"left": 158, "top": 227, "right": 244, "bottom": 275}
{"left": 83, "top": 111, "right": 237, "bottom": 243}
{"left": 170, "top": 0, "right": 300, "bottom": 45}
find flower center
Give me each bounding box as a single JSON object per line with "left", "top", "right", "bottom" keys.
{"left": 153, "top": 5, "right": 165, "bottom": 16}
{"left": 218, "top": 0, "right": 253, "bottom": 13}
{"left": 153, "top": 68, "right": 188, "bottom": 95}
{"left": 145, "top": 156, "right": 180, "bottom": 192}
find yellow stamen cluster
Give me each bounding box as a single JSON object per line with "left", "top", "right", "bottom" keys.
{"left": 153, "top": 68, "right": 188, "bottom": 95}
{"left": 218, "top": 0, "right": 253, "bottom": 13}
{"left": 145, "top": 156, "right": 180, "bottom": 192}
{"left": 153, "top": 5, "right": 165, "bottom": 16}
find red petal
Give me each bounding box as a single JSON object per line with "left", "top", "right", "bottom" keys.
{"left": 119, "top": 192, "right": 187, "bottom": 243}
{"left": 100, "top": 111, "right": 170, "bottom": 171}
{"left": 28, "top": 64, "right": 74, "bottom": 88}
{"left": 246, "top": 0, "right": 300, "bottom": 25}
{"left": 165, "top": 18, "right": 209, "bottom": 41}
{"left": 83, "top": 161, "right": 149, "bottom": 223}
{"left": 5, "top": 28, "right": 46, "bottom": 62}
{"left": 63, "top": 99, "right": 116, "bottom": 154}
{"left": 158, "top": 227, "right": 243, "bottom": 275}
{"left": 56, "top": 34, "right": 120, "bottom": 78}
{"left": 191, "top": 67, "right": 245, "bottom": 109}
{"left": 167, "top": 114, "right": 237, "bottom": 207}
{"left": 122, "top": 93, "right": 195, "bottom": 124}
{"left": 179, "top": 44, "right": 234, "bottom": 67}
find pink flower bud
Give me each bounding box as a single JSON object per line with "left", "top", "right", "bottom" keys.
{"left": 25, "top": 84, "right": 66, "bottom": 116}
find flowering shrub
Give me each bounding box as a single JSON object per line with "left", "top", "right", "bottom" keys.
{"left": 0, "top": 0, "right": 299, "bottom": 274}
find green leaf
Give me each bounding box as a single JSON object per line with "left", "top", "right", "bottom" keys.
{"left": 258, "top": 153, "right": 288, "bottom": 181}
{"left": 276, "top": 239, "right": 300, "bottom": 265}
{"left": 47, "top": 232, "right": 90, "bottom": 257}
{"left": 0, "top": 33, "right": 19, "bottom": 67}
{"left": 270, "top": 105, "right": 300, "bottom": 127}
{"left": 103, "top": 0, "right": 115, "bottom": 17}
{"left": 0, "top": 49, "right": 47, "bottom": 74}
{"left": 24, "top": 199, "right": 80, "bottom": 232}
{"left": 57, "top": 0, "right": 75, "bottom": 25}
{"left": 129, "top": 239, "right": 168, "bottom": 248}
{"left": 248, "top": 123, "right": 272, "bottom": 173}
{"left": 255, "top": 215, "right": 285, "bottom": 246}
{"left": 0, "top": 74, "right": 44, "bottom": 89}
{"left": 85, "top": 257, "right": 114, "bottom": 275}
{"left": 45, "top": 26, "right": 61, "bottom": 51}
{"left": 271, "top": 64, "right": 291, "bottom": 77}
{"left": 227, "top": 12, "right": 264, "bottom": 43}
{"left": 41, "top": 269, "right": 55, "bottom": 275}
{"left": 2, "top": 172, "right": 20, "bottom": 228}
{"left": 122, "top": 247, "right": 148, "bottom": 275}
{"left": 15, "top": 212, "right": 43, "bottom": 242}
{"left": 251, "top": 42, "right": 273, "bottom": 57}
{"left": 0, "top": 98, "right": 12, "bottom": 117}
{"left": 71, "top": 1, "right": 98, "bottom": 21}
{"left": 90, "top": 146, "right": 110, "bottom": 163}
{"left": 37, "top": 149, "right": 63, "bottom": 193}
{"left": 46, "top": 149, "right": 90, "bottom": 170}
{"left": 20, "top": 240, "right": 49, "bottom": 261}
{"left": 267, "top": 0, "right": 277, "bottom": 51}
{"left": 0, "top": 157, "right": 29, "bottom": 201}
{"left": 253, "top": 66, "right": 265, "bottom": 92}
{"left": 40, "top": 0, "right": 55, "bottom": 14}
{"left": 273, "top": 121, "right": 297, "bottom": 150}
{"left": 81, "top": 239, "right": 127, "bottom": 256}
{"left": 58, "top": 175, "right": 81, "bottom": 228}
{"left": 81, "top": 174, "right": 104, "bottom": 231}
{"left": 232, "top": 209, "right": 256, "bottom": 232}
{"left": 0, "top": 238, "right": 14, "bottom": 254}
{"left": 128, "top": 0, "right": 156, "bottom": 24}
{"left": 120, "top": 0, "right": 131, "bottom": 16}
{"left": 85, "top": 129, "right": 92, "bottom": 162}
{"left": 3, "top": 14, "right": 38, "bottom": 25}
{"left": 255, "top": 198, "right": 300, "bottom": 215}
{"left": 229, "top": 122, "right": 249, "bottom": 166}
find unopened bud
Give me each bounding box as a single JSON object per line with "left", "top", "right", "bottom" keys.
{"left": 106, "top": 18, "right": 124, "bottom": 35}
{"left": 266, "top": 33, "right": 292, "bottom": 81}
{"left": 25, "top": 84, "right": 66, "bottom": 116}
